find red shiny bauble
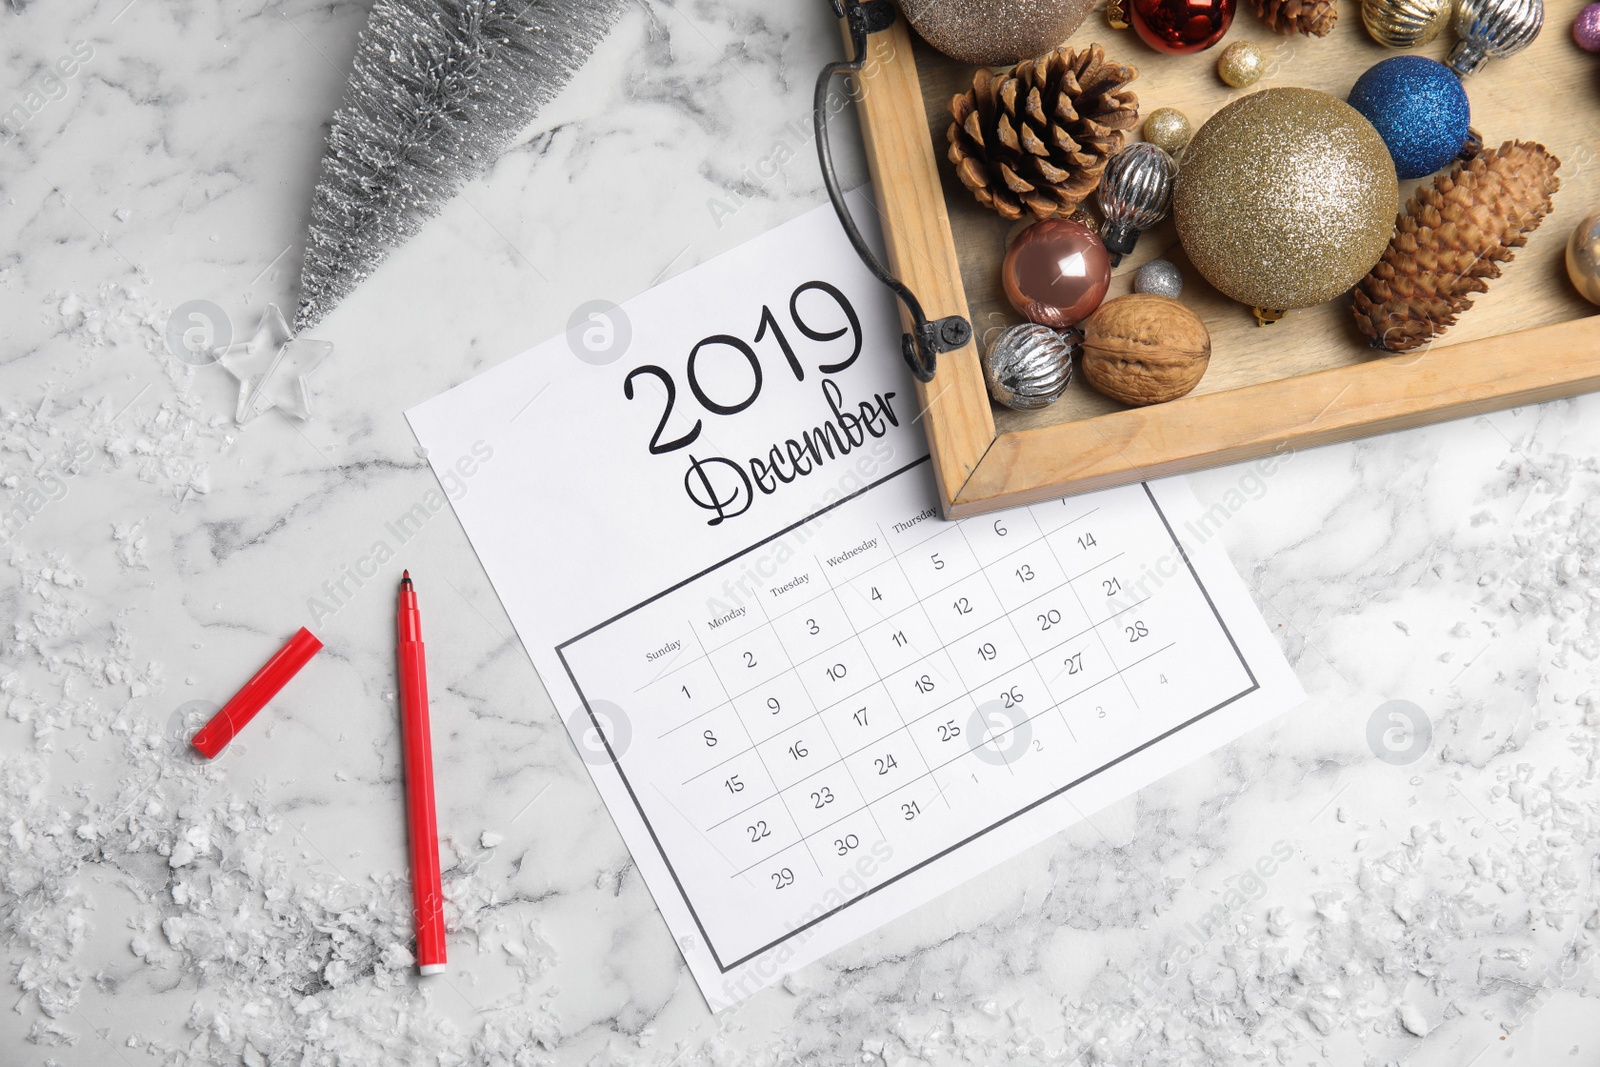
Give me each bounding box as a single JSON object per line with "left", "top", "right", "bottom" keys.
{"left": 1129, "top": 0, "right": 1236, "bottom": 53}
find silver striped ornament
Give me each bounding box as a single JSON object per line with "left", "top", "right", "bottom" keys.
{"left": 1096, "top": 142, "right": 1177, "bottom": 266}
{"left": 983, "top": 324, "right": 1079, "bottom": 410}
{"left": 1447, "top": 0, "right": 1543, "bottom": 76}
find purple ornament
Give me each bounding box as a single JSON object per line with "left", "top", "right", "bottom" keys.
{"left": 1575, "top": 2, "right": 1600, "bottom": 51}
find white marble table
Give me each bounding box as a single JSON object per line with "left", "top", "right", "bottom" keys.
{"left": 1, "top": 0, "right": 1596, "bottom": 1063}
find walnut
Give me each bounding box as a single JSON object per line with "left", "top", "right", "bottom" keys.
{"left": 1081, "top": 293, "right": 1211, "bottom": 406}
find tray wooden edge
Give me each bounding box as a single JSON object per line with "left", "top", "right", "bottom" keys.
{"left": 947, "top": 314, "right": 1600, "bottom": 517}
{"left": 847, "top": 14, "right": 995, "bottom": 517}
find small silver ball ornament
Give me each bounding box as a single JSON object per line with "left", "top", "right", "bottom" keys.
{"left": 983, "top": 323, "right": 1079, "bottom": 410}
{"left": 1134, "top": 260, "right": 1184, "bottom": 298}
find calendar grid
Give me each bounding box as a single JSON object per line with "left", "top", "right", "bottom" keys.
{"left": 687, "top": 623, "right": 828, "bottom": 879}
{"left": 952, "top": 521, "right": 1037, "bottom": 776}
{"left": 810, "top": 550, "right": 951, "bottom": 840}
{"left": 1040, "top": 532, "right": 1144, "bottom": 710}
{"left": 555, "top": 470, "right": 1261, "bottom": 973}
{"left": 747, "top": 575, "right": 898, "bottom": 853}
{"left": 713, "top": 635, "right": 1180, "bottom": 860}
{"left": 662, "top": 528, "right": 1147, "bottom": 751}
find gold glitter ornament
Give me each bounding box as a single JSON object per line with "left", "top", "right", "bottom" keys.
{"left": 896, "top": 0, "right": 1098, "bottom": 65}
{"left": 1067, "top": 207, "right": 1101, "bottom": 233}
{"left": 1143, "top": 107, "right": 1193, "bottom": 154}
{"left": 1173, "top": 87, "right": 1398, "bottom": 315}
{"left": 1217, "top": 41, "right": 1265, "bottom": 87}
{"left": 1568, "top": 210, "right": 1600, "bottom": 306}
{"left": 1361, "top": 0, "right": 1452, "bottom": 46}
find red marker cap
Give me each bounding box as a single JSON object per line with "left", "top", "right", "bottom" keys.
{"left": 191, "top": 627, "right": 323, "bottom": 759}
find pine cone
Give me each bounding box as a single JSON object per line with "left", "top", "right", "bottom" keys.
{"left": 1352, "top": 140, "right": 1561, "bottom": 353}
{"left": 948, "top": 45, "right": 1140, "bottom": 222}
{"left": 1254, "top": 0, "right": 1337, "bottom": 36}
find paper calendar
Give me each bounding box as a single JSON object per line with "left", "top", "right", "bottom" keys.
{"left": 408, "top": 199, "right": 1304, "bottom": 1009}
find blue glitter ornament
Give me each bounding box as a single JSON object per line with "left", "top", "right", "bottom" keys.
{"left": 1347, "top": 56, "right": 1471, "bottom": 180}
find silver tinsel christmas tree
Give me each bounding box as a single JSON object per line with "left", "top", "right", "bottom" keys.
{"left": 296, "top": 0, "right": 624, "bottom": 331}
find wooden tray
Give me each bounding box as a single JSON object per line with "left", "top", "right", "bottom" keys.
{"left": 843, "top": 5, "right": 1600, "bottom": 518}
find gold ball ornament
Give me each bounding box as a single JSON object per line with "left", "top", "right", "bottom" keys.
{"left": 1567, "top": 211, "right": 1600, "bottom": 306}
{"left": 896, "top": 0, "right": 1098, "bottom": 65}
{"left": 1173, "top": 87, "right": 1400, "bottom": 313}
{"left": 1361, "top": 0, "right": 1453, "bottom": 46}
{"left": 1143, "top": 107, "right": 1193, "bottom": 154}
{"left": 1217, "top": 41, "right": 1266, "bottom": 88}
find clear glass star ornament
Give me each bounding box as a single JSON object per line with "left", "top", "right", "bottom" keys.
{"left": 214, "top": 304, "right": 333, "bottom": 424}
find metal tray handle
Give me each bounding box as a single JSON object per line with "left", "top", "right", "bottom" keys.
{"left": 815, "top": 0, "right": 972, "bottom": 383}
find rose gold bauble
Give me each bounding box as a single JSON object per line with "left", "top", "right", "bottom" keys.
{"left": 1003, "top": 219, "right": 1112, "bottom": 328}
{"left": 896, "top": 0, "right": 1098, "bottom": 65}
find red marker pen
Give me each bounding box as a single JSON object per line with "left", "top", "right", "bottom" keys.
{"left": 191, "top": 627, "right": 322, "bottom": 759}
{"left": 398, "top": 571, "right": 447, "bottom": 975}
